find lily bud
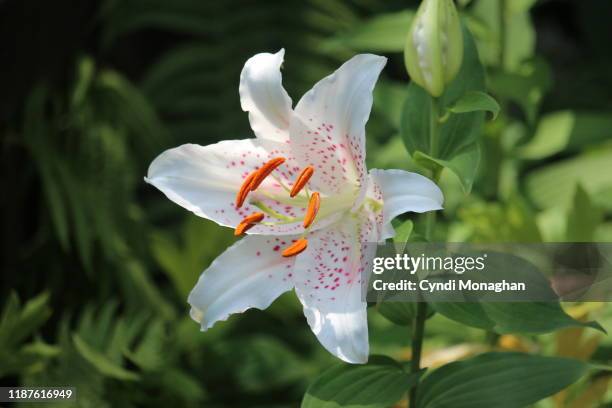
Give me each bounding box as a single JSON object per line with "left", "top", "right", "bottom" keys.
{"left": 404, "top": 0, "right": 463, "bottom": 97}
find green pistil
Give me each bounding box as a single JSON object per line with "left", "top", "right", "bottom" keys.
{"left": 251, "top": 201, "right": 295, "bottom": 222}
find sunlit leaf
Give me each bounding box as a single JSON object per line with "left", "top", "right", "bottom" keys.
{"left": 566, "top": 184, "right": 603, "bottom": 242}
{"left": 525, "top": 149, "right": 612, "bottom": 210}
{"left": 519, "top": 111, "right": 612, "bottom": 159}
{"left": 448, "top": 91, "right": 500, "bottom": 120}
{"left": 413, "top": 146, "right": 481, "bottom": 193}
{"left": 471, "top": 0, "right": 537, "bottom": 71}
{"left": 393, "top": 220, "right": 414, "bottom": 244}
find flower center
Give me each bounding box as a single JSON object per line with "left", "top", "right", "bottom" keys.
{"left": 233, "top": 157, "right": 343, "bottom": 257}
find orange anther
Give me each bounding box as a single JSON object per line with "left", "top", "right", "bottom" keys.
{"left": 234, "top": 212, "right": 265, "bottom": 236}
{"left": 303, "top": 192, "right": 320, "bottom": 228}
{"left": 241, "top": 212, "right": 265, "bottom": 224}
{"left": 290, "top": 166, "right": 314, "bottom": 197}
{"left": 250, "top": 157, "right": 286, "bottom": 191}
{"left": 235, "top": 171, "right": 257, "bottom": 208}
{"left": 282, "top": 238, "right": 308, "bottom": 257}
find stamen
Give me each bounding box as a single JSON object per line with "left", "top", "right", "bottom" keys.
{"left": 241, "top": 212, "right": 265, "bottom": 224}
{"left": 303, "top": 192, "right": 320, "bottom": 228}
{"left": 234, "top": 212, "right": 265, "bottom": 236}
{"left": 235, "top": 171, "right": 257, "bottom": 208}
{"left": 290, "top": 166, "right": 314, "bottom": 197}
{"left": 282, "top": 238, "right": 308, "bottom": 257}
{"left": 250, "top": 157, "right": 286, "bottom": 191}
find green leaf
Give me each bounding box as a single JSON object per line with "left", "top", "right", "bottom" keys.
{"left": 324, "top": 11, "right": 414, "bottom": 52}
{"left": 157, "top": 369, "right": 206, "bottom": 402}
{"left": 302, "top": 356, "right": 421, "bottom": 408}
{"left": 417, "top": 352, "right": 589, "bottom": 408}
{"left": 23, "top": 87, "right": 70, "bottom": 250}
{"left": 457, "top": 0, "right": 473, "bottom": 7}
{"left": 119, "top": 256, "right": 176, "bottom": 321}
{"left": 377, "top": 303, "right": 418, "bottom": 326}
{"left": 225, "top": 336, "right": 307, "bottom": 393}
{"left": 0, "top": 293, "right": 53, "bottom": 378}
{"left": 71, "top": 57, "right": 95, "bottom": 107}
{"left": 566, "top": 184, "right": 603, "bottom": 242}
{"left": 486, "top": 303, "right": 604, "bottom": 334}
{"left": 413, "top": 146, "right": 481, "bottom": 193}
{"left": 378, "top": 303, "right": 435, "bottom": 327}
{"left": 519, "top": 111, "right": 612, "bottom": 159}
{"left": 102, "top": 1, "right": 222, "bottom": 44}
{"left": 525, "top": 149, "right": 612, "bottom": 210}
{"left": 433, "top": 302, "right": 604, "bottom": 334}
{"left": 458, "top": 195, "right": 542, "bottom": 242}
{"left": 471, "top": 0, "right": 537, "bottom": 71}
{"left": 72, "top": 334, "right": 140, "bottom": 381}
{"left": 379, "top": 221, "right": 434, "bottom": 325}
{"left": 430, "top": 250, "right": 604, "bottom": 333}
{"left": 401, "top": 25, "right": 486, "bottom": 192}
{"left": 448, "top": 91, "right": 500, "bottom": 120}
{"left": 487, "top": 58, "right": 552, "bottom": 123}
{"left": 0, "top": 292, "right": 51, "bottom": 349}
{"left": 151, "top": 216, "right": 235, "bottom": 298}
{"left": 54, "top": 161, "right": 94, "bottom": 272}
{"left": 431, "top": 303, "right": 493, "bottom": 330}
{"left": 393, "top": 220, "right": 414, "bottom": 250}
{"left": 124, "top": 320, "right": 167, "bottom": 371}
{"left": 373, "top": 80, "right": 408, "bottom": 129}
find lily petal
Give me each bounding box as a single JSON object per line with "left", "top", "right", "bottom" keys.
{"left": 369, "top": 169, "right": 444, "bottom": 239}
{"left": 188, "top": 234, "right": 296, "bottom": 330}
{"left": 290, "top": 54, "right": 387, "bottom": 195}
{"left": 146, "top": 139, "right": 323, "bottom": 235}
{"left": 293, "top": 215, "right": 378, "bottom": 364}
{"left": 240, "top": 49, "right": 293, "bottom": 143}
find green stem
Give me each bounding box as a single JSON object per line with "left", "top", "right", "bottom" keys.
{"left": 429, "top": 97, "right": 440, "bottom": 159}
{"left": 409, "top": 302, "right": 428, "bottom": 405}
{"left": 409, "top": 95, "right": 441, "bottom": 407}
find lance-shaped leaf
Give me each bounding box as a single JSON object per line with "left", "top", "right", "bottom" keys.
{"left": 417, "top": 352, "right": 589, "bottom": 408}
{"left": 302, "top": 356, "right": 422, "bottom": 408}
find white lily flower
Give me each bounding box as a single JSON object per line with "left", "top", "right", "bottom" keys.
{"left": 146, "top": 49, "right": 443, "bottom": 364}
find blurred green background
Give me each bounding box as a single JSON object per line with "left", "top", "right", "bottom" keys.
{"left": 1, "top": 0, "right": 612, "bottom": 406}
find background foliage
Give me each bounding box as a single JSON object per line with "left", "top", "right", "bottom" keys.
{"left": 1, "top": 0, "right": 611, "bottom": 407}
